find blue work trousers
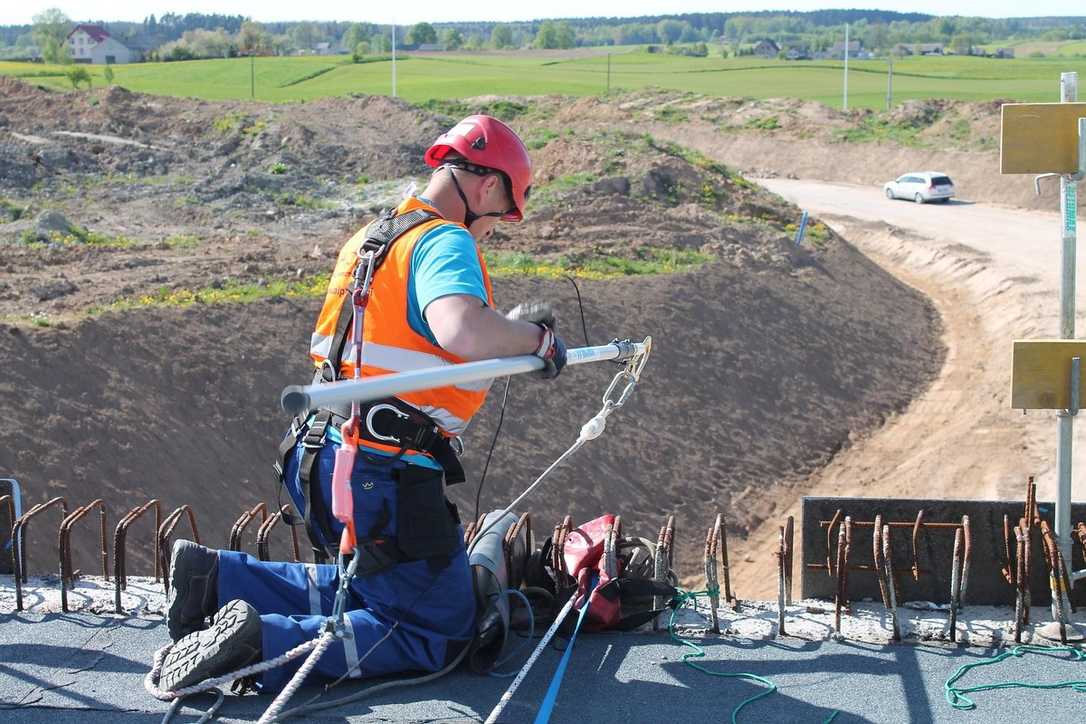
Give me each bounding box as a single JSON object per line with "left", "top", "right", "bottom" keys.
{"left": 217, "top": 434, "right": 475, "bottom": 692}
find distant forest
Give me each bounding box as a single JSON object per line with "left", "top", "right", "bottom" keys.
{"left": 3, "top": 9, "right": 1086, "bottom": 59}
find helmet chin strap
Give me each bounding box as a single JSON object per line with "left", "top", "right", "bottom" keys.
{"left": 443, "top": 165, "right": 504, "bottom": 227}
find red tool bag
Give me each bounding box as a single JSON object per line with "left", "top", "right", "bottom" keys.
{"left": 557, "top": 514, "right": 677, "bottom": 631}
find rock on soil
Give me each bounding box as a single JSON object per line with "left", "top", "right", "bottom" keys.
{"left": 34, "top": 210, "right": 74, "bottom": 237}
{"left": 29, "top": 275, "right": 77, "bottom": 302}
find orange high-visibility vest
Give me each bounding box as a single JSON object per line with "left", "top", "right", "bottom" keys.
{"left": 310, "top": 197, "right": 495, "bottom": 436}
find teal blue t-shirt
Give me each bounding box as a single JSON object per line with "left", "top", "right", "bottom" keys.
{"left": 406, "top": 222, "right": 489, "bottom": 344}
{"left": 351, "top": 213, "right": 487, "bottom": 469}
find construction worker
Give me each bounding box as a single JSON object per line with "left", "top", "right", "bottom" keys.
{"left": 159, "top": 115, "right": 566, "bottom": 691}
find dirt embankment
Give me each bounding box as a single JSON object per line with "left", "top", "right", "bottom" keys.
{"left": 0, "top": 79, "right": 941, "bottom": 585}
{"left": 538, "top": 91, "right": 1079, "bottom": 214}
{"left": 1, "top": 253, "right": 939, "bottom": 580}
{"left": 730, "top": 213, "right": 1055, "bottom": 598}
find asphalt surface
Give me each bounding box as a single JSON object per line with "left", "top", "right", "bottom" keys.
{"left": 2, "top": 609, "right": 1085, "bottom": 723}
{"left": 760, "top": 179, "right": 1077, "bottom": 284}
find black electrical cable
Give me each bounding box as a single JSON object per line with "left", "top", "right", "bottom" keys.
{"left": 473, "top": 278, "right": 593, "bottom": 527}
{"left": 564, "top": 275, "right": 592, "bottom": 347}
{"left": 474, "top": 375, "right": 511, "bottom": 527}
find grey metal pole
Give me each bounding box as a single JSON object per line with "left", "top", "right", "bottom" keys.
{"left": 391, "top": 25, "right": 397, "bottom": 98}
{"left": 886, "top": 55, "right": 893, "bottom": 111}
{"left": 281, "top": 339, "right": 650, "bottom": 414}
{"left": 843, "top": 23, "right": 849, "bottom": 112}
{"left": 1056, "top": 71, "right": 1078, "bottom": 576}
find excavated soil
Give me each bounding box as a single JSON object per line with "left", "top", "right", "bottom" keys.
{"left": 0, "top": 78, "right": 940, "bottom": 586}
{"left": 525, "top": 90, "right": 1079, "bottom": 214}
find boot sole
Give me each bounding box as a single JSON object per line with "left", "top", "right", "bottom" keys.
{"left": 166, "top": 541, "right": 216, "bottom": 641}
{"left": 160, "top": 599, "right": 261, "bottom": 691}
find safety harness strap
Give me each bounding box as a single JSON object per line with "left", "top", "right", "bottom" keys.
{"left": 322, "top": 208, "right": 441, "bottom": 384}
{"left": 275, "top": 401, "right": 466, "bottom": 564}
{"left": 322, "top": 207, "right": 441, "bottom": 384}
{"left": 299, "top": 410, "right": 337, "bottom": 562}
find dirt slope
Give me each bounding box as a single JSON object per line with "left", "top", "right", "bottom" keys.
{"left": 726, "top": 179, "right": 1078, "bottom": 598}
{"left": 0, "top": 79, "right": 940, "bottom": 585}
{"left": 0, "top": 253, "right": 938, "bottom": 580}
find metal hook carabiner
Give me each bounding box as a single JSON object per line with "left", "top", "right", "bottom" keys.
{"left": 602, "top": 336, "right": 652, "bottom": 410}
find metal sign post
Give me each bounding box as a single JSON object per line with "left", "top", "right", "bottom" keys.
{"left": 1056, "top": 72, "right": 1083, "bottom": 586}
{"left": 1002, "top": 73, "right": 1086, "bottom": 625}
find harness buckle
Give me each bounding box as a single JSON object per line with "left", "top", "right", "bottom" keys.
{"left": 365, "top": 404, "right": 411, "bottom": 445}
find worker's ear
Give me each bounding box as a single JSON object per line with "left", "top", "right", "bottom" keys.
{"left": 483, "top": 173, "right": 505, "bottom": 200}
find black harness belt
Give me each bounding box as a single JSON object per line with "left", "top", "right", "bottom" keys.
{"left": 275, "top": 398, "right": 466, "bottom": 569}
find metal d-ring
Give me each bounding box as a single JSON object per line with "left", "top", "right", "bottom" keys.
{"left": 365, "top": 404, "right": 409, "bottom": 444}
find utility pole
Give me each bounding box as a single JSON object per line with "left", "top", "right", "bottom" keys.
{"left": 843, "top": 23, "right": 849, "bottom": 111}
{"left": 391, "top": 24, "right": 397, "bottom": 98}
{"left": 886, "top": 54, "right": 893, "bottom": 110}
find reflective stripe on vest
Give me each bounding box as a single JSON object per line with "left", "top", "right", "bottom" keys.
{"left": 309, "top": 197, "right": 496, "bottom": 435}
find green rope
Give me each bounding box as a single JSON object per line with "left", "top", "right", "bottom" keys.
{"left": 944, "top": 644, "right": 1086, "bottom": 710}
{"left": 667, "top": 588, "right": 839, "bottom": 724}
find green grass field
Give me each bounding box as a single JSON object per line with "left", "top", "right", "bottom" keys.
{"left": 980, "top": 38, "right": 1086, "bottom": 58}
{"left": 4, "top": 48, "right": 1086, "bottom": 109}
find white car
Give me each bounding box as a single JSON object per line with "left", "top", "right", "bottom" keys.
{"left": 883, "top": 172, "right": 955, "bottom": 204}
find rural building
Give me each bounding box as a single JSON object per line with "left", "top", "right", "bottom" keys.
{"left": 892, "top": 43, "right": 913, "bottom": 56}
{"left": 994, "top": 47, "right": 1016, "bottom": 58}
{"left": 784, "top": 46, "right": 811, "bottom": 60}
{"left": 828, "top": 40, "right": 863, "bottom": 59}
{"left": 914, "top": 43, "right": 945, "bottom": 56}
{"left": 752, "top": 39, "right": 780, "bottom": 58}
{"left": 66, "top": 24, "right": 134, "bottom": 64}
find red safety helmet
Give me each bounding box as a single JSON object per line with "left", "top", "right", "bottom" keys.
{"left": 424, "top": 115, "right": 533, "bottom": 221}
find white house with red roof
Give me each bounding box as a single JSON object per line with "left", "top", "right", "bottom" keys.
{"left": 67, "top": 23, "right": 134, "bottom": 64}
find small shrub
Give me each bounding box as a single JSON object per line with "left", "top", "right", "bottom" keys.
{"left": 241, "top": 119, "right": 267, "bottom": 136}
{"left": 653, "top": 107, "right": 689, "bottom": 123}
{"left": 213, "top": 112, "right": 266, "bottom": 137}
{"left": 275, "top": 192, "right": 332, "bottom": 210}
{"left": 526, "top": 129, "right": 559, "bottom": 150}
{"left": 164, "top": 234, "right": 200, "bottom": 249}
{"left": 269, "top": 162, "right": 288, "bottom": 175}
{"left": 948, "top": 118, "right": 971, "bottom": 142}
{"left": 746, "top": 115, "right": 781, "bottom": 131}
{"left": 0, "top": 197, "right": 26, "bottom": 222}
{"left": 65, "top": 66, "right": 92, "bottom": 90}
{"left": 213, "top": 112, "right": 243, "bottom": 134}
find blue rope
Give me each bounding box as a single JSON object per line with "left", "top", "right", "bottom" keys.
{"left": 532, "top": 575, "right": 598, "bottom": 724}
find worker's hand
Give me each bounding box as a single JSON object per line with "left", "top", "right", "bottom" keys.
{"left": 507, "top": 302, "right": 566, "bottom": 379}
{"left": 532, "top": 324, "right": 567, "bottom": 380}
{"left": 505, "top": 301, "right": 556, "bottom": 329}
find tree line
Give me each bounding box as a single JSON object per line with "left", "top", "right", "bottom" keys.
{"left": 5, "top": 8, "right": 1086, "bottom": 63}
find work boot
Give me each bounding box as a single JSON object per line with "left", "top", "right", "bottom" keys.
{"left": 160, "top": 599, "right": 262, "bottom": 691}
{"left": 166, "top": 539, "right": 219, "bottom": 641}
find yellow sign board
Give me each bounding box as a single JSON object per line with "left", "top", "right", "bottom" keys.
{"left": 1000, "top": 102, "right": 1086, "bottom": 175}
{"left": 1011, "top": 340, "right": 1086, "bottom": 409}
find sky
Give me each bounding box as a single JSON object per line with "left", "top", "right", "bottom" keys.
{"left": 4, "top": 1, "right": 1085, "bottom": 26}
